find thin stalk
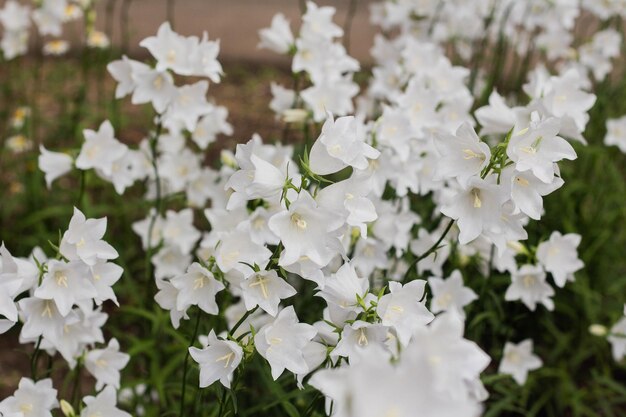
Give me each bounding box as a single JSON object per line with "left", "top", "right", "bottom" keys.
{"left": 179, "top": 310, "right": 202, "bottom": 417}
{"left": 342, "top": 0, "right": 358, "bottom": 53}
{"left": 229, "top": 306, "right": 259, "bottom": 337}
{"left": 403, "top": 218, "right": 455, "bottom": 281}
{"left": 30, "top": 336, "right": 43, "bottom": 380}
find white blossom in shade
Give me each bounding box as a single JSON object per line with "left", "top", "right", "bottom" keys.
{"left": 317, "top": 262, "right": 369, "bottom": 324}
{"left": 155, "top": 278, "right": 188, "bottom": 329}
{"left": 309, "top": 113, "right": 379, "bottom": 175}
{"left": 429, "top": 270, "right": 477, "bottom": 318}
{"left": 536, "top": 231, "right": 584, "bottom": 287}
{"left": 152, "top": 244, "right": 191, "bottom": 280}
{"left": 268, "top": 191, "right": 344, "bottom": 267}
{"left": 505, "top": 264, "right": 554, "bottom": 311}
{"left": 608, "top": 305, "right": 626, "bottom": 361}
{"left": 38, "top": 145, "right": 73, "bottom": 188}
{"left": 604, "top": 116, "right": 626, "bottom": 153}
{"left": 0, "top": 378, "right": 58, "bottom": 417}
{"left": 254, "top": 306, "right": 317, "bottom": 380}
{"left": 240, "top": 269, "right": 297, "bottom": 316}
{"left": 225, "top": 300, "right": 272, "bottom": 340}
{"left": 377, "top": 280, "right": 434, "bottom": 346}
{"left": 85, "top": 338, "right": 130, "bottom": 390}
{"left": 215, "top": 226, "right": 272, "bottom": 275}
{"left": 161, "top": 208, "right": 201, "bottom": 254}
{"left": 0, "top": 244, "right": 23, "bottom": 324}
{"left": 440, "top": 176, "right": 508, "bottom": 245}
{"left": 60, "top": 207, "right": 118, "bottom": 266}
{"left": 351, "top": 236, "right": 388, "bottom": 277}
{"left": 80, "top": 386, "right": 132, "bottom": 417}
{"left": 331, "top": 321, "right": 390, "bottom": 363}
{"left": 507, "top": 116, "right": 576, "bottom": 183}
{"left": 433, "top": 123, "right": 491, "bottom": 186}
{"left": 76, "top": 120, "right": 128, "bottom": 177}
{"left": 107, "top": 55, "right": 149, "bottom": 99}
{"left": 171, "top": 263, "right": 225, "bottom": 315}
{"left": 475, "top": 90, "right": 517, "bottom": 135}
{"left": 189, "top": 330, "right": 243, "bottom": 388}
{"left": 139, "top": 22, "right": 193, "bottom": 75}
{"left": 34, "top": 260, "right": 96, "bottom": 317}
{"left": 498, "top": 339, "right": 543, "bottom": 385}
{"left": 258, "top": 13, "right": 294, "bottom": 54}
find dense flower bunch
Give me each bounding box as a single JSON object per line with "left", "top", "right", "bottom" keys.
{"left": 0, "top": 208, "right": 130, "bottom": 417}
{"left": 2, "top": 0, "right": 626, "bottom": 416}
{"left": 0, "top": 0, "right": 108, "bottom": 60}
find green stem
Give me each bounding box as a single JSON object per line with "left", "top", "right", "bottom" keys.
{"left": 30, "top": 336, "right": 43, "bottom": 380}
{"left": 403, "top": 218, "right": 455, "bottom": 281}
{"left": 229, "top": 306, "right": 259, "bottom": 338}
{"left": 179, "top": 310, "right": 203, "bottom": 417}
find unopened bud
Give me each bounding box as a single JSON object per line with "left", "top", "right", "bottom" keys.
{"left": 60, "top": 400, "right": 75, "bottom": 417}
{"left": 282, "top": 109, "right": 308, "bottom": 124}
{"left": 589, "top": 324, "right": 608, "bottom": 337}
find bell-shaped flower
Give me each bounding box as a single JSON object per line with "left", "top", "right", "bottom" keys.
{"left": 258, "top": 13, "right": 294, "bottom": 54}
{"left": 130, "top": 66, "right": 177, "bottom": 113}
{"left": 316, "top": 175, "right": 377, "bottom": 237}
{"left": 254, "top": 306, "right": 317, "bottom": 380}
{"left": 76, "top": 120, "right": 128, "bottom": 177}
{"left": 536, "top": 231, "right": 583, "bottom": 287}
{"left": 498, "top": 339, "right": 543, "bottom": 385}
{"left": 171, "top": 263, "right": 225, "bottom": 315}
{"left": 433, "top": 123, "right": 491, "bottom": 186}
{"left": 0, "top": 378, "right": 58, "bottom": 417}
{"left": 428, "top": 270, "right": 477, "bottom": 318}
{"left": 215, "top": 226, "right": 272, "bottom": 275}
{"left": 504, "top": 264, "right": 554, "bottom": 311}
{"left": 34, "top": 260, "right": 97, "bottom": 317}
{"left": 507, "top": 115, "right": 576, "bottom": 183}
{"left": 475, "top": 90, "right": 517, "bottom": 135}
{"left": 189, "top": 330, "right": 243, "bottom": 388}
{"left": 163, "top": 81, "right": 212, "bottom": 132}
{"left": 268, "top": 190, "right": 344, "bottom": 267}
{"left": 440, "top": 176, "right": 508, "bottom": 245}
{"left": 38, "top": 145, "right": 73, "bottom": 188}
{"left": 80, "top": 386, "right": 131, "bottom": 417}
{"left": 107, "top": 55, "right": 149, "bottom": 99}
{"left": 139, "top": 22, "right": 193, "bottom": 75}
{"left": 85, "top": 338, "right": 130, "bottom": 390}
{"left": 240, "top": 269, "right": 297, "bottom": 317}
{"left": 309, "top": 113, "right": 379, "bottom": 175}
{"left": 0, "top": 244, "right": 23, "bottom": 323}
{"left": 60, "top": 207, "right": 118, "bottom": 266}
{"left": 155, "top": 278, "right": 188, "bottom": 329}
{"left": 377, "top": 280, "right": 433, "bottom": 346}
{"left": 317, "top": 262, "right": 369, "bottom": 325}
{"left": 505, "top": 167, "right": 564, "bottom": 220}
{"left": 331, "top": 321, "right": 390, "bottom": 363}
{"left": 89, "top": 261, "right": 123, "bottom": 306}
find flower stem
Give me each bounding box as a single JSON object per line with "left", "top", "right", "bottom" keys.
{"left": 403, "top": 218, "right": 455, "bottom": 281}
{"left": 179, "top": 310, "right": 202, "bottom": 417}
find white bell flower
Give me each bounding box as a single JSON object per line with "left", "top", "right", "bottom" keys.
{"left": 189, "top": 329, "right": 243, "bottom": 388}
{"left": 254, "top": 306, "right": 317, "bottom": 380}
{"left": 498, "top": 339, "right": 543, "bottom": 385}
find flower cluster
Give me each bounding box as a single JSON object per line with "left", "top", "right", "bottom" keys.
{"left": 0, "top": 208, "right": 130, "bottom": 417}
